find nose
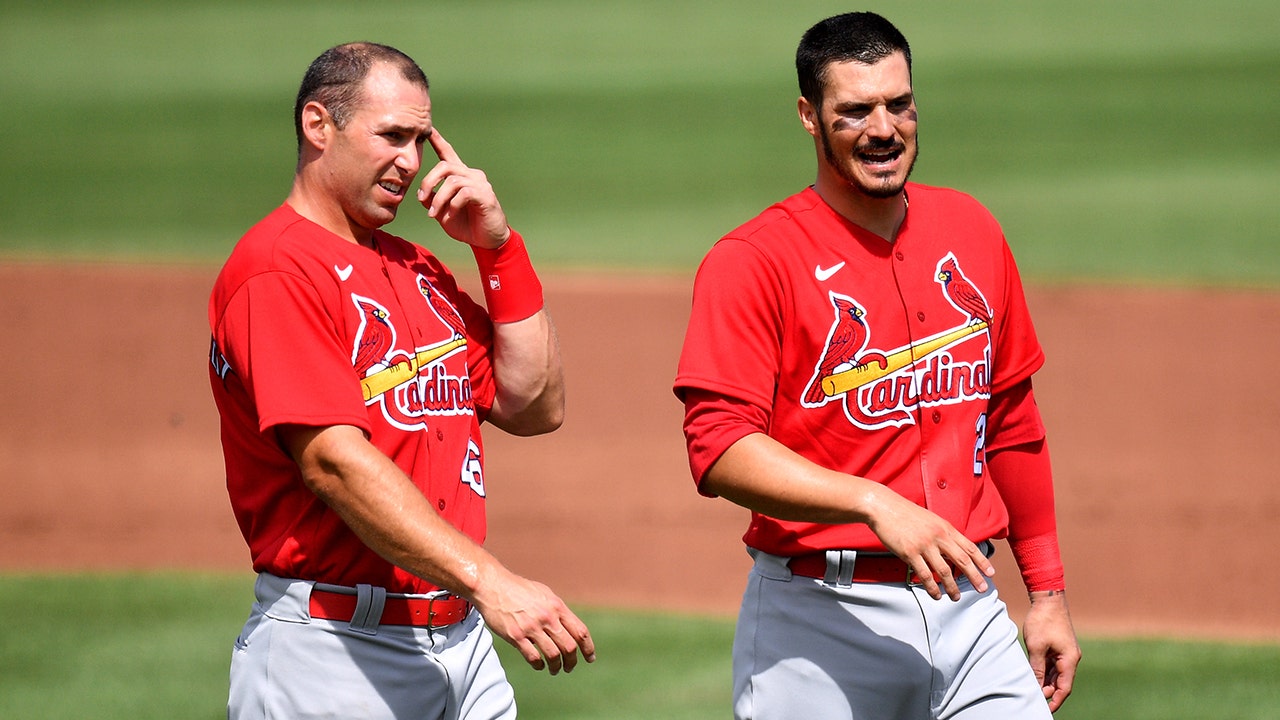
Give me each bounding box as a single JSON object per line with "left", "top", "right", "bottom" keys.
{"left": 397, "top": 144, "right": 422, "bottom": 177}
{"left": 865, "top": 105, "right": 895, "bottom": 139}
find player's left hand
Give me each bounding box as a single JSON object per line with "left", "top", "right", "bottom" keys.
{"left": 469, "top": 564, "right": 596, "bottom": 676}
{"left": 418, "top": 128, "right": 511, "bottom": 250}
{"left": 1023, "top": 589, "right": 1081, "bottom": 712}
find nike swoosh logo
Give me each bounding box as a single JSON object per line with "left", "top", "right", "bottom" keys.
{"left": 335, "top": 264, "right": 354, "bottom": 281}
{"left": 815, "top": 262, "right": 845, "bottom": 282}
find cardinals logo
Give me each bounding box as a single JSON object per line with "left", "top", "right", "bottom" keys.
{"left": 936, "top": 253, "right": 991, "bottom": 325}
{"left": 803, "top": 294, "right": 887, "bottom": 406}
{"left": 418, "top": 276, "right": 467, "bottom": 339}
{"left": 352, "top": 297, "right": 404, "bottom": 377}
{"left": 805, "top": 256, "right": 992, "bottom": 429}
{"left": 350, "top": 282, "right": 473, "bottom": 432}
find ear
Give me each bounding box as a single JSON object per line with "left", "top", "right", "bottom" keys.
{"left": 299, "top": 100, "right": 333, "bottom": 152}
{"left": 797, "top": 96, "right": 819, "bottom": 139}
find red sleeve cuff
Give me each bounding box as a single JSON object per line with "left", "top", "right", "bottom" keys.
{"left": 1007, "top": 532, "right": 1066, "bottom": 592}
{"left": 680, "top": 387, "right": 769, "bottom": 495}
{"left": 987, "top": 435, "right": 1065, "bottom": 592}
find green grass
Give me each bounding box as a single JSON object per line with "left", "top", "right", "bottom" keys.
{"left": 0, "top": 573, "right": 248, "bottom": 719}
{"left": 2, "top": 573, "right": 1278, "bottom": 719}
{"left": 1052, "top": 639, "right": 1280, "bottom": 720}
{"left": 2, "top": 0, "right": 1278, "bottom": 283}
{"left": 494, "top": 609, "right": 735, "bottom": 720}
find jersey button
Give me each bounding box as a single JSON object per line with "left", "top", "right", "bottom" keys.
{"left": 438, "top": 499, "right": 446, "bottom": 510}
{"left": 937, "top": 478, "right": 948, "bottom": 490}
{"left": 436, "top": 429, "right": 445, "bottom": 440}
{"left": 931, "top": 410, "right": 941, "bottom": 423}
{"left": 917, "top": 311, "right": 926, "bottom": 322}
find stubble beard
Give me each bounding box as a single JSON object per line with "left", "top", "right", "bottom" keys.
{"left": 820, "top": 123, "right": 918, "bottom": 200}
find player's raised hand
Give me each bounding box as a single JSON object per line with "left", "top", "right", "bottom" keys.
{"left": 864, "top": 487, "right": 995, "bottom": 601}
{"left": 469, "top": 566, "right": 596, "bottom": 675}
{"left": 418, "top": 128, "right": 510, "bottom": 250}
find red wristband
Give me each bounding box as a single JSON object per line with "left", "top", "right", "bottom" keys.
{"left": 1008, "top": 532, "right": 1066, "bottom": 592}
{"left": 471, "top": 229, "right": 544, "bottom": 323}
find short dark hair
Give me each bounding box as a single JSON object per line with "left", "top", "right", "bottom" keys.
{"left": 293, "top": 42, "right": 430, "bottom": 150}
{"left": 796, "top": 12, "right": 911, "bottom": 109}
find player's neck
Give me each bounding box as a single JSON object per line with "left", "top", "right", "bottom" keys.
{"left": 813, "top": 179, "right": 908, "bottom": 242}
{"left": 286, "top": 180, "right": 375, "bottom": 247}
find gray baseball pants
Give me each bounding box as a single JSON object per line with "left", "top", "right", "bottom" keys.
{"left": 733, "top": 550, "right": 1053, "bottom": 720}
{"left": 229, "top": 573, "right": 515, "bottom": 720}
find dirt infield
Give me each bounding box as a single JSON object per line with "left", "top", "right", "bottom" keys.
{"left": 2, "top": 262, "right": 1277, "bottom": 642}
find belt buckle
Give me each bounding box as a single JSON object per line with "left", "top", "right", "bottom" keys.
{"left": 427, "top": 595, "right": 447, "bottom": 627}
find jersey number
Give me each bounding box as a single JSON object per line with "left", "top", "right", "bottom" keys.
{"left": 460, "top": 439, "right": 486, "bottom": 497}
{"left": 973, "top": 413, "right": 988, "bottom": 476}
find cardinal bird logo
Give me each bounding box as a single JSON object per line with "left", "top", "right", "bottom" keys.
{"left": 804, "top": 259, "right": 994, "bottom": 428}
{"left": 936, "top": 254, "right": 991, "bottom": 325}
{"left": 352, "top": 297, "right": 398, "bottom": 377}
{"left": 418, "top": 276, "right": 467, "bottom": 339}
{"left": 804, "top": 294, "right": 888, "bottom": 405}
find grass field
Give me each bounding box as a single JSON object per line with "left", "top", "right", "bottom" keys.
{"left": 2, "top": 574, "right": 1278, "bottom": 720}
{"left": 3, "top": 1, "right": 1279, "bottom": 717}
{"left": 2, "top": 0, "right": 1278, "bottom": 283}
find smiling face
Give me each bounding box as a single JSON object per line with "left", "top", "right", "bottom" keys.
{"left": 800, "top": 52, "right": 918, "bottom": 201}
{"left": 307, "top": 62, "right": 433, "bottom": 243}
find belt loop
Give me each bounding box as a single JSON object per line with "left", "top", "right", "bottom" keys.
{"left": 824, "top": 549, "right": 858, "bottom": 588}
{"left": 347, "top": 584, "right": 387, "bottom": 635}
{"left": 822, "top": 550, "right": 839, "bottom": 585}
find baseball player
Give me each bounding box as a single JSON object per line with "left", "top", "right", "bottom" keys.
{"left": 208, "top": 42, "right": 593, "bottom": 719}
{"left": 673, "top": 12, "right": 1080, "bottom": 719}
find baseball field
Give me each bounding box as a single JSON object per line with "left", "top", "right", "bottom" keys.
{"left": 3, "top": 1, "right": 1279, "bottom": 718}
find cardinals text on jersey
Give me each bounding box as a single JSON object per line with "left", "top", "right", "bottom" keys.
{"left": 805, "top": 254, "right": 993, "bottom": 430}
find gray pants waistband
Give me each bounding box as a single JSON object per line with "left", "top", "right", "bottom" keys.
{"left": 252, "top": 573, "right": 452, "bottom": 635}
{"left": 749, "top": 541, "right": 995, "bottom": 587}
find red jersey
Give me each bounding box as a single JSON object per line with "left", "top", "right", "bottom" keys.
{"left": 208, "top": 204, "right": 496, "bottom": 593}
{"left": 674, "top": 185, "right": 1045, "bottom": 557}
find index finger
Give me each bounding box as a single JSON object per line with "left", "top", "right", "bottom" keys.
{"left": 428, "top": 127, "right": 462, "bottom": 164}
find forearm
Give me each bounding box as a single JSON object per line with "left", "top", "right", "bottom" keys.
{"left": 284, "top": 421, "right": 595, "bottom": 673}
{"left": 703, "top": 432, "right": 886, "bottom": 524}
{"left": 488, "top": 310, "right": 564, "bottom": 435}
{"left": 283, "top": 424, "right": 506, "bottom": 599}
{"left": 987, "top": 439, "right": 1065, "bottom": 591}
{"left": 471, "top": 229, "right": 564, "bottom": 435}
{"left": 705, "top": 431, "right": 997, "bottom": 600}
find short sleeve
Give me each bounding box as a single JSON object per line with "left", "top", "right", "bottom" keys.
{"left": 991, "top": 240, "right": 1045, "bottom": 394}
{"left": 674, "top": 239, "right": 785, "bottom": 411}
{"left": 220, "top": 271, "right": 371, "bottom": 434}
